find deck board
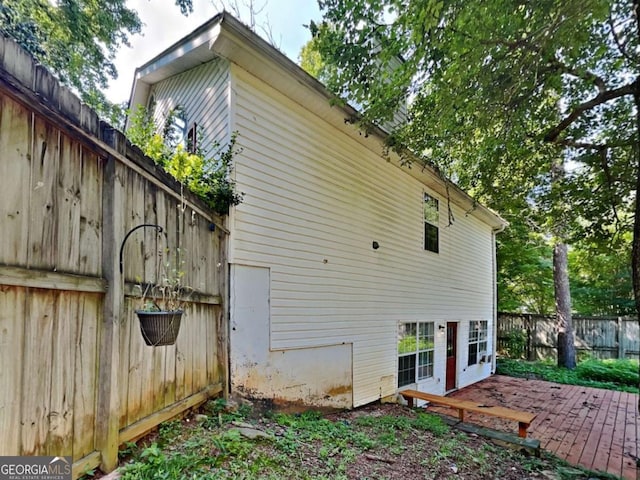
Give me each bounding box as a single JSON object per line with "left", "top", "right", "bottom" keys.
{"left": 422, "top": 375, "right": 638, "bottom": 480}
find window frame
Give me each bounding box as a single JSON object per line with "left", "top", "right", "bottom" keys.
{"left": 165, "top": 106, "right": 187, "bottom": 149}
{"left": 423, "top": 193, "right": 439, "bottom": 253}
{"left": 398, "top": 321, "right": 435, "bottom": 387}
{"left": 187, "top": 122, "right": 198, "bottom": 153}
{"left": 467, "top": 320, "right": 489, "bottom": 366}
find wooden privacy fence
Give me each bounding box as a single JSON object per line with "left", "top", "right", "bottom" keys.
{"left": 0, "top": 37, "right": 228, "bottom": 478}
{"left": 497, "top": 312, "right": 639, "bottom": 361}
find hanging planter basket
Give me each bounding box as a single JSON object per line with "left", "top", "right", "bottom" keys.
{"left": 135, "top": 310, "right": 183, "bottom": 346}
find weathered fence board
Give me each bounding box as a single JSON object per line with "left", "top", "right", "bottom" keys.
{"left": 0, "top": 35, "right": 227, "bottom": 479}
{"left": 0, "top": 95, "right": 31, "bottom": 265}
{"left": 21, "top": 290, "right": 56, "bottom": 456}
{"left": 498, "top": 313, "right": 639, "bottom": 361}
{"left": 0, "top": 288, "right": 25, "bottom": 455}
{"left": 73, "top": 294, "right": 101, "bottom": 460}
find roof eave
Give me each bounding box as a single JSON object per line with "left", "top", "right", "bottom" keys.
{"left": 129, "top": 12, "right": 507, "bottom": 231}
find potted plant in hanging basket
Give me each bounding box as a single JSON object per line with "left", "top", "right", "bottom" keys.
{"left": 135, "top": 250, "right": 192, "bottom": 346}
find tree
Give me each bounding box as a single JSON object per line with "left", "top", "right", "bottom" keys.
{"left": 570, "top": 236, "right": 635, "bottom": 316}
{"left": 0, "top": 0, "right": 194, "bottom": 123}
{"left": 299, "top": 36, "right": 328, "bottom": 82}
{"left": 313, "top": 0, "right": 639, "bottom": 368}
{"left": 496, "top": 217, "right": 555, "bottom": 315}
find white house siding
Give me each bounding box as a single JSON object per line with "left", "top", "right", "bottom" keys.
{"left": 148, "top": 59, "right": 231, "bottom": 157}
{"left": 228, "top": 63, "right": 496, "bottom": 407}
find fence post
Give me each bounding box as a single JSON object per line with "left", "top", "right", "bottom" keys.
{"left": 617, "top": 317, "right": 625, "bottom": 359}
{"left": 526, "top": 314, "right": 534, "bottom": 361}
{"left": 95, "top": 154, "right": 124, "bottom": 472}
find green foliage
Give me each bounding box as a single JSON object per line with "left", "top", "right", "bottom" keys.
{"left": 497, "top": 219, "right": 555, "bottom": 314}
{"left": 497, "top": 358, "right": 639, "bottom": 393}
{"left": 274, "top": 410, "right": 375, "bottom": 451}
{"left": 412, "top": 412, "right": 448, "bottom": 437}
{"left": 314, "top": 0, "right": 638, "bottom": 316}
{"left": 0, "top": 0, "right": 193, "bottom": 122}
{"left": 569, "top": 236, "right": 635, "bottom": 316}
{"left": 158, "top": 420, "right": 183, "bottom": 445}
{"left": 497, "top": 329, "right": 528, "bottom": 359}
{"left": 397, "top": 336, "right": 433, "bottom": 354}
{"left": 127, "top": 106, "right": 243, "bottom": 215}
{"left": 575, "top": 358, "right": 640, "bottom": 387}
{"left": 299, "top": 37, "right": 328, "bottom": 82}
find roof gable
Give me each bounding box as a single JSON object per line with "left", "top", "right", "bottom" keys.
{"left": 129, "top": 12, "right": 506, "bottom": 230}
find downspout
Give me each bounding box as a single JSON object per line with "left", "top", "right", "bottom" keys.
{"left": 491, "top": 223, "right": 507, "bottom": 374}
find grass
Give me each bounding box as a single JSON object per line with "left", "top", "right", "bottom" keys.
{"left": 496, "top": 357, "right": 639, "bottom": 393}
{"left": 84, "top": 399, "right": 621, "bottom": 480}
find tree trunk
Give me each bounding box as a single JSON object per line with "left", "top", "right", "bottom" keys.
{"left": 554, "top": 242, "right": 576, "bottom": 369}
{"left": 551, "top": 151, "right": 576, "bottom": 369}
{"left": 632, "top": 0, "right": 640, "bottom": 323}
{"left": 634, "top": 84, "right": 640, "bottom": 321}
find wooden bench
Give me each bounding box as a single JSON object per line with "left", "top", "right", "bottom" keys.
{"left": 400, "top": 389, "right": 536, "bottom": 438}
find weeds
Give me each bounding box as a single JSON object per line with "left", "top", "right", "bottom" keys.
{"left": 108, "top": 400, "right": 615, "bottom": 480}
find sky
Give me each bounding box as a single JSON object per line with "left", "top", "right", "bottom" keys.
{"left": 107, "top": 0, "right": 321, "bottom": 104}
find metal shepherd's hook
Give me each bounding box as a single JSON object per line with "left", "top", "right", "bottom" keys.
{"left": 119, "top": 224, "right": 164, "bottom": 275}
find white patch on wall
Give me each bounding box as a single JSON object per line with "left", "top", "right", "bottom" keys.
{"left": 229, "top": 264, "right": 353, "bottom": 408}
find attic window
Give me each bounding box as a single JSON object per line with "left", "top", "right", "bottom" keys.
{"left": 165, "top": 106, "right": 187, "bottom": 149}
{"left": 424, "top": 193, "right": 439, "bottom": 253}
{"left": 147, "top": 95, "right": 156, "bottom": 116}
{"left": 187, "top": 123, "right": 198, "bottom": 153}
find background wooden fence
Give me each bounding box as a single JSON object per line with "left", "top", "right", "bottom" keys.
{"left": 497, "top": 312, "right": 639, "bottom": 361}
{"left": 0, "top": 37, "right": 227, "bottom": 478}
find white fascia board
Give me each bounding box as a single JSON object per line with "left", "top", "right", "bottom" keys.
{"left": 210, "top": 16, "right": 506, "bottom": 231}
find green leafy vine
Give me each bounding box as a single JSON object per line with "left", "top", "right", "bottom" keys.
{"left": 127, "top": 106, "right": 243, "bottom": 216}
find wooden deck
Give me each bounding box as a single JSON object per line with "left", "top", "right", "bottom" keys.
{"left": 424, "top": 375, "right": 638, "bottom": 480}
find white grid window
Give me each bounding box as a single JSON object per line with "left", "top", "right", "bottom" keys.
{"left": 468, "top": 320, "right": 488, "bottom": 366}
{"left": 398, "top": 322, "right": 435, "bottom": 387}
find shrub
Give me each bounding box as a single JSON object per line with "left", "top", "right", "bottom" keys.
{"left": 127, "top": 106, "right": 243, "bottom": 215}
{"left": 575, "top": 358, "right": 639, "bottom": 387}
{"left": 498, "top": 329, "right": 527, "bottom": 359}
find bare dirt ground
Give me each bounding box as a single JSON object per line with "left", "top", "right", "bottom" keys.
{"left": 90, "top": 400, "right": 615, "bottom": 480}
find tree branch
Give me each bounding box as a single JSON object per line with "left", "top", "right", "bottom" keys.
{"left": 547, "top": 57, "right": 607, "bottom": 93}
{"left": 608, "top": 10, "right": 640, "bottom": 65}
{"left": 551, "top": 137, "right": 635, "bottom": 150}
{"left": 544, "top": 81, "right": 638, "bottom": 142}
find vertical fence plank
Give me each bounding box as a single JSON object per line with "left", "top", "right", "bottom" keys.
{"left": 56, "top": 136, "right": 81, "bottom": 272}
{"left": 123, "top": 172, "right": 146, "bottom": 283}
{"left": 29, "top": 117, "right": 59, "bottom": 270}
{"left": 126, "top": 301, "right": 144, "bottom": 425}
{"left": 194, "top": 303, "right": 207, "bottom": 392}
{"left": 622, "top": 318, "right": 638, "bottom": 359}
{"left": 143, "top": 182, "right": 158, "bottom": 284}
{"left": 96, "top": 157, "right": 123, "bottom": 472}
{"left": 79, "top": 148, "right": 102, "bottom": 276}
{"left": 0, "top": 287, "right": 25, "bottom": 455}
{"left": 118, "top": 299, "right": 132, "bottom": 431}
{"left": 21, "top": 290, "right": 55, "bottom": 455}
{"left": 156, "top": 191, "right": 176, "bottom": 407}
{"left": 47, "top": 291, "right": 76, "bottom": 456}
{"left": 0, "top": 95, "right": 31, "bottom": 266}
{"left": 73, "top": 294, "right": 100, "bottom": 459}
